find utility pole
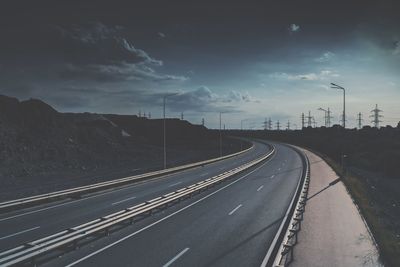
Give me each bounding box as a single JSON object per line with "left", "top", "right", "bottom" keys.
{"left": 306, "top": 111, "right": 313, "bottom": 127}
{"left": 370, "top": 104, "right": 383, "bottom": 128}
{"left": 148, "top": 112, "right": 151, "bottom": 119}
{"left": 276, "top": 120, "right": 280, "bottom": 131}
{"left": 163, "top": 93, "right": 178, "bottom": 169}
{"left": 330, "top": 83, "right": 346, "bottom": 128}
{"left": 286, "top": 120, "right": 290, "bottom": 130}
{"left": 301, "top": 113, "right": 305, "bottom": 129}
{"left": 180, "top": 112, "right": 184, "bottom": 120}
{"left": 202, "top": 118, "right": 205, "bottom": 126}
{"left": 357, "top": 112, "right": 363, "bottom": 129}
{"left": 268, "top": 118, "right": 272, "bottom": 130}
{"left": 219, "top": 112, "right": 222, "bottom": 157}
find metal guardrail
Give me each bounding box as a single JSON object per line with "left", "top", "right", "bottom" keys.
{"left": 272, "top": 150, "right": 310, "bottom": 266}
{"left": 0, "top": 143, "right": 254, "bottom": 212}
{"left": 260, "top": 144, "right": 310, "bottom": 267}
{"left": 0, "top": 146, "right": 275, "bottom": 267}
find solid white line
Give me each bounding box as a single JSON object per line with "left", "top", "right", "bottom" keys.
{"left": 162, "top": 247, "right": 190, "bottom": 267}
{"left": 228, "top": 204, "right": 242, "bottom": 215}
{"left": 111, "top": 196, "right": 137, "bottom": 206}
{"left": 168, "top": 181, "right": 182, "bottom": 187}
{"left": 64, "top": 158, "right": 271, "bottom": 267}
{"left": 257, "top": 185, "right": 264, "bottom": 192}
{"left": 0, "top": 226, "right": 40, "bottom": 240}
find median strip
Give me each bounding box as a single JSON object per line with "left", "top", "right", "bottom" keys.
{"left": 0, "top": 145, "right": 274, "bottom": 267}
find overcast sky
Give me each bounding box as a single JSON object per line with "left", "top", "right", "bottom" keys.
{"left": 1, "top": 1, "right": 399, "bottom": 128}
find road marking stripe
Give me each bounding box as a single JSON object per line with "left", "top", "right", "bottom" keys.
{"left": 111, "top": 196, "right": 137, "bottom": 206}
{"left": 163, "top": 248, "right": 190, "bottom": 267}
{"left": 278, "top": 168, "right": 281, "bottom": 171}
{"left": 0, "top": 226, "right": 40, "bottom": 240}
{"left": 168, "top": 181, "right": 182, "bottom": 187}
{"left": 229, "top": 204, "right": 242, "bottom": 215}
{"left": 64, "top": 158, "right": 271, "bottom": 267}
{"left": 200, "top": 172, "right": 209, "bottom": 177}
{"left": 257, "top": 185, "right": 264, "bottom": 192}
{"left": 270, "top": 175, "right": 275, "bottom": 179}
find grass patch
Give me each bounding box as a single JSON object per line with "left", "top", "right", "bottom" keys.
{"left": 313, "top": 150, "right": 400, "bottom": 267}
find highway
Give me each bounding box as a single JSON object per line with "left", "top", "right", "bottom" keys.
{"left": 0, "top": 140, "right": 304, "bottom": 266}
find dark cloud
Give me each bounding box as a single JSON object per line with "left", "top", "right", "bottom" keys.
{"left": 56, "top": 22, "right": 162, "bottom": 66}
{"left": 60, "top": 63, "right": 188, "bottom": 82}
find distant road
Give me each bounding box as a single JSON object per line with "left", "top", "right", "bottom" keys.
{"left": 0, "top": 141, "right": 304, "bottom": 267}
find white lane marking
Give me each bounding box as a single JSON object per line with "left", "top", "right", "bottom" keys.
{"left": 278, "top": 168, "right": 281, "bottom": 171}
{"left": 162, "top": 247, "right": 190, "bottom": 267}
{"left": 270, "top": 175, "right": 275, "bottom": 179}
{"left": 0, "top": 193, "right": 102, "bottom": 222}
{"left": 111, "top": 196, "right": 137, "bottom": 206}
{"left": 257, "top": 185, "right": 264, "bottom": 192}
{"left": 0, "top": 226, "right": 40, "bottom": 240}
{"left": 64, "top": 158, "right": 271, "bottom": 267}
{"left": 200, "top": 172, "right": 209, "bottom": 177}
{"left": 168, "top": 181, "right": 182, "bottom": 187}
{"left": 228, "top": 204, "right": 243, "bottom": 216}
{"left": 0, "top": 144, "right": 266, "bottom": 222}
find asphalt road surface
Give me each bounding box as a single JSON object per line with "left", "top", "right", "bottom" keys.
{"left": 0, "top": 140, "right": 304, "bottom": 267}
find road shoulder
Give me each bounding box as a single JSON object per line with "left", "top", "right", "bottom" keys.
{"left": 291, "top": 149, "right": 381, "bottom": 267}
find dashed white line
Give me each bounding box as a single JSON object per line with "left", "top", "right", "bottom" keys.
{"left": 257, "top": 185, "right": 264, "bottom": 192}
{"left": 200, "top": 172, "right": 209, "bottom": 177}
{"left": 278, "top": 168, "right": 281, "bottom": 171}
{"left": 111, "top": 196, "right": 137, "bottom": 205}
{"left": 270, "top": 175, "right": 275, "bottom": 179}
{"left": 163, "top": 247, "right": 190, "bottom": 267}
{"left": 228, "top": 204, "right": 243, "bottom": 215}
{"left": 168, "top": 181, "right": 182, "bottom": 187}
{"left": 64, "top": 159, "right": 271, "bottom": 267}
{"left": 0, "top": 226, "right": 40, "bottom": 240}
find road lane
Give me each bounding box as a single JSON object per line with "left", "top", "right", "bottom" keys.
{"left": 49, "top": 143, "right": 303, "bottom": 267}
{"left": 0, "top": 140, "right": 270, "bottom": 251}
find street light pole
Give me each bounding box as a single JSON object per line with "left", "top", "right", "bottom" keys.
{"left": 163, "top": 93, "right": 178, "bottom": 169}
{"left": 330, "top": 83, "right": 346, "bottom": 128}
{"left": 219, "top": 112, "right": 222, "bottom": 157}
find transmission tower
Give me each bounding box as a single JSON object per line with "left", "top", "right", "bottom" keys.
{"left": 326, "top": 108, "right": 332, "bottom": 127}
{"left": 138, "top": 110, "right": 142, "bottom": 117}
{"left": 263, "top": 118, "right": 268, "bottom": 130}
{"left": 301, "top": 113, "right": 305, "bottom": 129}
{"left": 268, "top": 118, "right": 272, "bottom": 130}
{"left": 370, "top": 104, "right": 383, "bottom": 128}
{"left": 286, "top": 120, "right": 291, "bottom": 130}
{"left": 181, "top": 112, "right": 184, "bottom": 120}
{"left": 201, "top": 118, "right": 205, "bottom": 126}
{"left": 276, "top": 120, "right": 280, "bottom": 131}
{"left": 357, "top": 112, "right": 363, "bottom": 129}
{"left": 306, "top": 111, "right": 313, "bottom": 127}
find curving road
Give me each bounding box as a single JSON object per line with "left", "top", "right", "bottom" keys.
{"left": 0, "top": 140, "right": 304, "bottom": 267}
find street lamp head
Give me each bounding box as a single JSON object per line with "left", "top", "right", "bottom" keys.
{"left": 330, "top": 83, "right": 344, "bottom": 90}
